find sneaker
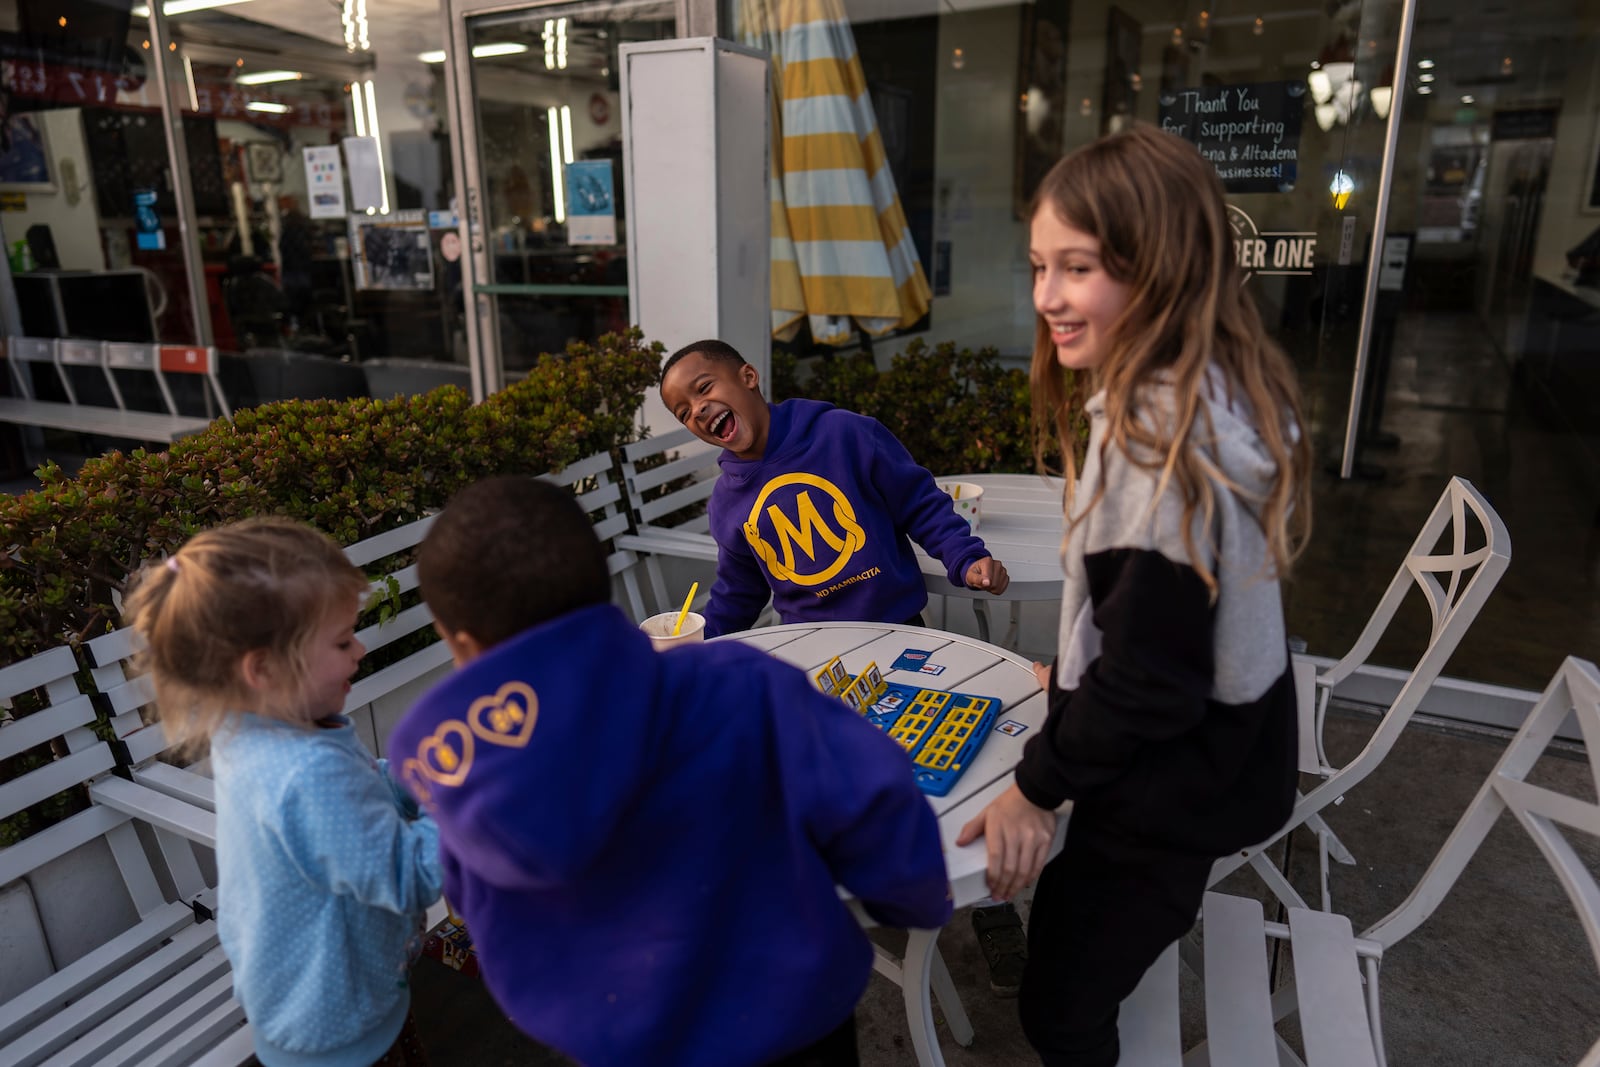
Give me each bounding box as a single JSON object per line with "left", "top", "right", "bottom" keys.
{"left": 970, "top": 903, "right": 1027, "bottom": 998}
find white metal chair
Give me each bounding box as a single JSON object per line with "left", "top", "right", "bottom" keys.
{"left": 1212, "top": 476, "right": 1512, "bottom": 912}
{"left": 1128, "top": 656, "right": 1600, "bottom": 1067}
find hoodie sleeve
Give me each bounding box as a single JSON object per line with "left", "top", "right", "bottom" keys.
{"left": 275, "top": 746, "right": 443, "bottom": 914}
{"left": 775, "top": 666, "right": 952, "bottom": 929}
{"left": 863, "top": 417, "right": 988, "bottom": 587}
{"left": 703, "top": 495, "right": 773, "bottom": 638}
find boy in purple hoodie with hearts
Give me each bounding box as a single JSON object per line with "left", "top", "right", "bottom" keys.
{"left": 391, "top": 476, "right": 952, "bottom": 1066}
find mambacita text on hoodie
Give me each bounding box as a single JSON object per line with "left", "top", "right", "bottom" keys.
{"left": 702, "top": 398, "right": 989, "bottom": 636}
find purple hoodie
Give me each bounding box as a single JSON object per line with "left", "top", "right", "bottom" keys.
{"left": 390, "top": 605, "right": 952, "bottom": 1066}
{"left": 703, "top": 399, "right": 988, "bottom": 637}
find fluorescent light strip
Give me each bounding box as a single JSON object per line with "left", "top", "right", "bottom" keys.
{"left": 473, "top": 42, "right": 528, "bottom": 58}
{"left": 182, "top": 54, "right": 199, "bottom": 111}
{"left": 246, "top": 101, "right": 290, "bottom": 113}
{"left": 418, "top": 43, "right": 530, "bottom": 63}
{"left": 133, "top": 0, "right": 256, "bottom": 16}
{"left": 365, "top": 77, "right": 389, "bottom": 215}
{"left": 560, "top": 105, "right": 574, "bottom": 165}
{"left": 548, "top": 106, "right": 565, "bottom": 223}
{"left": 237, "top": 70, "right": 303, "bottom": 85}
{"left": 350, "top": 80, "right": 367, "bottom": 136}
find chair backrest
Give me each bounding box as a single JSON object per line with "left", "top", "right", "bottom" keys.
{"left": 620, "top": 426, "right": 722, "bottom": 534}
{"left": 1299, "top": 477, "right": 1510, "bottom": 812}
{"left": 1362, "top": 656, "right": 1600, "bottom": 1061}
{"left": 55, "top": 339, "right": 118, "bottom": 409}
{"left": 105, "top": 342, "right": 179, "bottom": 416}
{"left": 159, "top": 345, "right": 232, "bottom": 419}
{"left": 4, "top": 337, "right": 60, "bottom": 401}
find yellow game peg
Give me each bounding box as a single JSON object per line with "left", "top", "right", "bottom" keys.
{"left": 672, "top": 581, "right": 699, "bottom": 636}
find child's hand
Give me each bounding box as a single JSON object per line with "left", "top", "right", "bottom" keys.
{"left": 955, "top": 783, "right": 1057, "bottom": 902}
{"left": 965, "top": 557, "right": 1010, "bottom": 595}
{"left": 1031, "top": 661, "right": 1052, "bottom": 690}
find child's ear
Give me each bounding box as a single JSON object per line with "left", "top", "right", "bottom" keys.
{"left": 432, "top": 620, "right": 486, "bottom": 667}
{"left": 740, "top": 363, "right": 761, "bottom": 392}
{"left": 238, "top": 648, "right": 279, "bottom": 695}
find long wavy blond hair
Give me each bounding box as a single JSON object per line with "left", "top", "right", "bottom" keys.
{"left": 1030, "top": 124, "right": 1311, "bottom": 593}
{"left": 121, "top": 518, "right": 368, "bottom": 756}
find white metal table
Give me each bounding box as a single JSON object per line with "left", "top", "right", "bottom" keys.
{"left": 915, "top": 473, "right": 1067, "bottom": 649}
{"left": 721, "top": 621, "right": 1068, "bottom": 1067}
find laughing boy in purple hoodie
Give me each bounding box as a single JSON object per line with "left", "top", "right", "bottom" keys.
{"left": 659, "top": 339, "right": 1011, "bottom": 639}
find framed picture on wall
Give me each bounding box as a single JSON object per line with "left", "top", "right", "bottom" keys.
{"left": 244, "top": 141, "right": 284, "bottom": 185}
{"left": 1012, "top": 0, "right": 1070, "bottom": 219}
{"left": 0, "top": 113, "right": 54, "bottom": 191}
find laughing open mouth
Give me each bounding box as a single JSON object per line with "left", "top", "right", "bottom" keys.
{"left": 710, "top": 411, "right": 736, "bottom": 441}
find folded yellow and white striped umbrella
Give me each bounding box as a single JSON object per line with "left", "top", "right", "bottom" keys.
{"left": 741, "top": 0, "right": 932, "bottom": 345}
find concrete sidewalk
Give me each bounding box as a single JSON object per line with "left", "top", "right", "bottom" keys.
{"left": 404, "top": 705, "right": 1599, "bottom": 1064}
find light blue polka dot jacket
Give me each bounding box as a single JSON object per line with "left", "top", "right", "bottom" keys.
{"left": 210, "top": 712, "right": 443, "bottom": 1067}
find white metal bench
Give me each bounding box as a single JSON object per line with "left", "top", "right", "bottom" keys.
{"left": 0, "top": 337, "right": 228, "bottom": 443}
{"left": 0, "top": 645, "right": 238, "bottom": 1067}
{"left": 616, "top": 426, "right": 721, "bottom": 599}
{"left": 1120, "top": 656, "right": 1600, "bottom": 1066}
{"left": 1216, "top": 477, "right": 1512, "bottom": 913}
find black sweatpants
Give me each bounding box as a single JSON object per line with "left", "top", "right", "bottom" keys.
{"left": 1017, "top": 816, "right": 1216, "bottom": 1067}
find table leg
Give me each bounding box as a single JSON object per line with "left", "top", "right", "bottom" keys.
{"left": 971, "top": 600, "right": 991, "bottom": 644}
{"left": 930, "top": 942, "right": 975, "bottom": 1047}
{"left": 902, "top": 930, "right": 965, "bottom": 1067}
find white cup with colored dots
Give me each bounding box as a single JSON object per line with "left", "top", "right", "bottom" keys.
{"left": 641, "top": 611, "right": 706, "bottom": 651}
{"left": 940, "top": 482, "right": 983, "bottom": 533}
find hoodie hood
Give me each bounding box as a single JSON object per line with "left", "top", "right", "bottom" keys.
{"left": 396, "top": 604, "right": 663, "bottom": 886}
{"left": 716, "top": 398, "right": 835, "bottom": 491}
{"left": 1085, "top": 367, "right": 1286, "bottom": 519}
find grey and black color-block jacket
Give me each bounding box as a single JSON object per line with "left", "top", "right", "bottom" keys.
{"left": 1015, "top": 381, "right": 1298, "bottom": 856}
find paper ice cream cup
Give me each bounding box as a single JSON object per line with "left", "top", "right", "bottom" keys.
{"left": 641, "top": 611, "right": 706, "bottom": 651}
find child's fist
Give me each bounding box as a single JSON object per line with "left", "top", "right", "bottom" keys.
{"left": 964, "top": 557, "right": 1010, "bottom": 595}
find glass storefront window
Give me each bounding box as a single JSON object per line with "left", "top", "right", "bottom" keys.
{"left": 0, "top": 0, "right": 200, "bottom": 371}
{"left": 453, "top": 0, "right": 674, "bottom": 385}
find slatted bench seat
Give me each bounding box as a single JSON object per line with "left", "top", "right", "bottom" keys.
{"left": 0, "top": 645, "right": 238, "bottom": 1067}
{"left": 0, "top": 338, "right": 229, "bottom": 444}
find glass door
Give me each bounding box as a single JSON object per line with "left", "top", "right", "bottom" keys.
{"left": 443, "top": 0, "right": 678, "bottom": 397}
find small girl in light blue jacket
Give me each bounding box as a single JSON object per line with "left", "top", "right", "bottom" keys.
{"left": 125, "top": 518, "right": 443, "bottom": 1067}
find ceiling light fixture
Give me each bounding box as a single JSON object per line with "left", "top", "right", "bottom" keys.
{"left": 237, "top": 70, "right": 304, "bottom": 85}
{"left": 418, "top": 42, "right": 530, "bottom": 63}
{"left": 132, "top": 0, "right": 256, "bottom": 16}
{"left": 245, "top": 101, "right": 290, "bottom": 113}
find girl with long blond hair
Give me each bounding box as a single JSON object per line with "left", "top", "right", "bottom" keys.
{"left": 123, "top": 518, "right": 442, "bottom": 1067}
{"left": 957, "top": 123, "right": 1311, "bottom": 1066}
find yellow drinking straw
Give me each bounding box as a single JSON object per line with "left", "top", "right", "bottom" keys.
{"left": 672, "top": 582, "right": 699, "bottom": 636}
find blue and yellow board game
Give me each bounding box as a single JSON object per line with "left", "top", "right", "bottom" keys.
{"left": 814, "top": 655, "right": 1001, "bottom": 797}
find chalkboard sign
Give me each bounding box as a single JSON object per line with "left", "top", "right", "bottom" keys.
{"left": 1157, "top": 81, "right": 1306, "bottom": 194}
{"left": 1489, "top": 108, "right": 1557, "bottom": 142}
